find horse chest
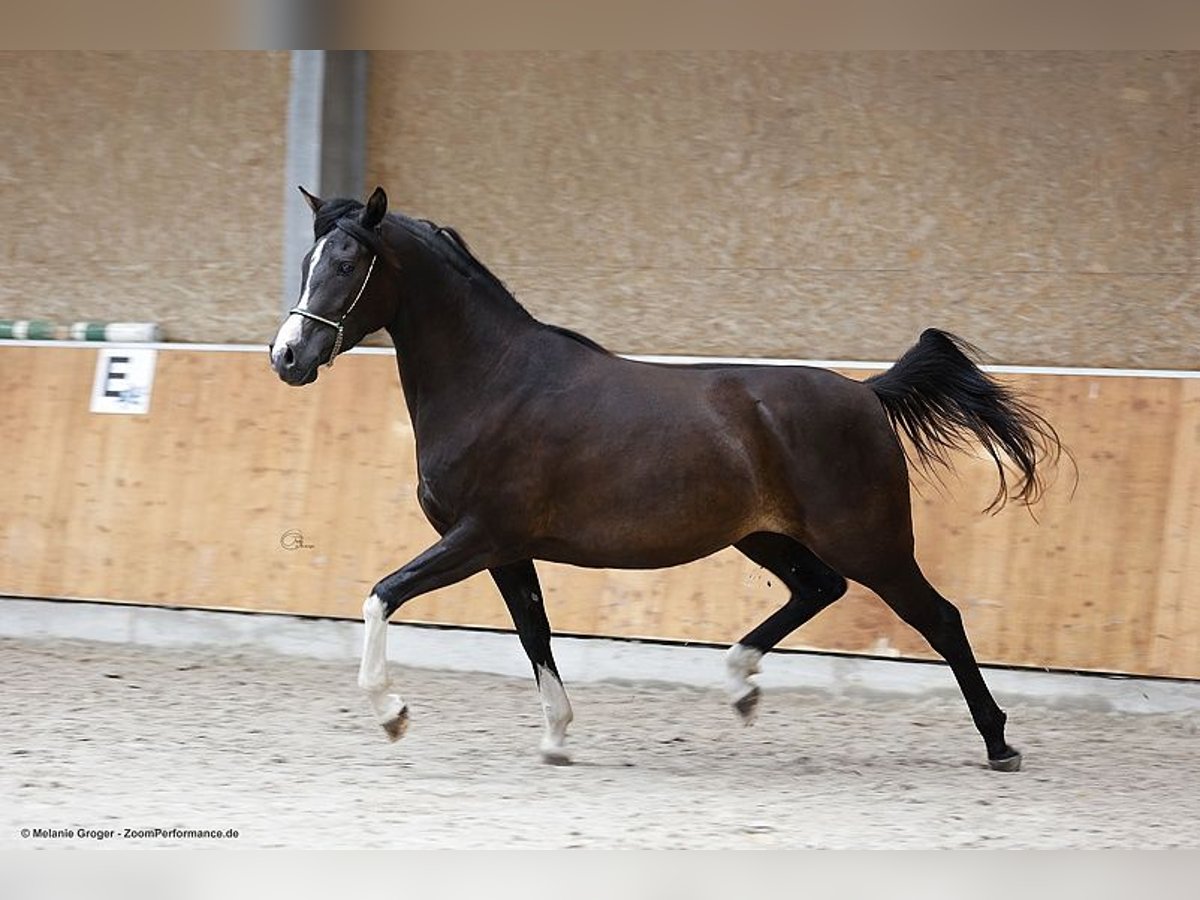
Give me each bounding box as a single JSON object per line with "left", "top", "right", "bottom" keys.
{"left": 413, "top": 447, "right": 482, "bottom": 528}
{"left": 415, "top": 476, "right": 455, "bottom": 532}
{"left": 414, "top": 429, "right": 527, "bottom": 532}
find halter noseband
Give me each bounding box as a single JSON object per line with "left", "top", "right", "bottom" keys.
{"left": 286, "top": 219, "right": 383, "bottom": 368}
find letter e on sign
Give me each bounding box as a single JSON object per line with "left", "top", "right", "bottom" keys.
{"left": 90, "top": 348, "right": 157, "bottom": 414}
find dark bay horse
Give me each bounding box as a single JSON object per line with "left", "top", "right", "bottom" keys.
{"left": 269, "top": 186, "right": 1062, "bottom": 771}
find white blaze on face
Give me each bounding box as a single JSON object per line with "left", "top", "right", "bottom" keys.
{"left": 271, "top": 236, "right": 329, "bottom": 367}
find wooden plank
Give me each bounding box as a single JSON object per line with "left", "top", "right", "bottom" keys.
{"left": 2, "top": 345, "right": 1198, "bottom": 678}
{"left": 1151, "top": 378, "right": 1200, "bottom": 676}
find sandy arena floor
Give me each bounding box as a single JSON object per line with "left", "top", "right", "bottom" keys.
{"left": 2, "top": 635, "right": 1197, "bottom": 849}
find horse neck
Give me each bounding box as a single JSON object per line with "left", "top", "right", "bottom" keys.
{"left": 384, "top": 263, "right": 537, "bottom": 418}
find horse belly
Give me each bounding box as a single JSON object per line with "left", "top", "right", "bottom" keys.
{"left": 533, "top": 463, "right": 766, "bottom": 569}
{"left": 532, "top": 528, "right": 741, "bottom": 570}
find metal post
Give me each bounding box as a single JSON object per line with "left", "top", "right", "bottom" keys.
{"left": 281, "top": 50, "right": 368, "bottom": 313}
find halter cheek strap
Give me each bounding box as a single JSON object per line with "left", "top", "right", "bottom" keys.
{"left": 287, "top": 253, "right": 378, "bottom": 368}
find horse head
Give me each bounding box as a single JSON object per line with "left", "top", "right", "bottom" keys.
{"left": 269, "top": 186, "right": 398, "bottom": 385}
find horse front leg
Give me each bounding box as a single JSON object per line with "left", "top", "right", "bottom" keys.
{"left": 358, "top": 522, "right": 496, "bottom": 741}
{"left": 490, "top": 560, "right": 574, "bottom": 764}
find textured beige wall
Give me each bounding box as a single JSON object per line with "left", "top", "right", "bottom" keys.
{"left": 0, "top": 52, "right": 289, "bottom": 343}
{"left": 3, "top": 52, "right": 1196, "bottom": 366}
{"left": 369, "top": 52, "right": 1200, "bottom": 368}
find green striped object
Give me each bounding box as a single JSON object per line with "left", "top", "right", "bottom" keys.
{"left": 69, "top": 322, "right": 162, "bottom": 342}
{"left": 0, "top": 320, "right": 59, "bottom": 340}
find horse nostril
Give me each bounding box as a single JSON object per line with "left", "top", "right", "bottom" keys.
{"left": 283, "top": 345, "right": 295, "bottom": 367}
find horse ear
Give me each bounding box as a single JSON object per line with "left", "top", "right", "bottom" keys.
{"left": 298, "top": 185, "right": 324, "bottom": 215}
{"left": 362, "top": 186, "right": 388, "bottom": 229}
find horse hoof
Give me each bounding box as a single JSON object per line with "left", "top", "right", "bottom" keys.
{"left": 381, "top": 706, "right": 409, "bottom": 742}
{"left": 988, "top": 749, "right": 1022, "bottom": 772}
{"left": 539, "top": 746, "right": 572, "bottom": 766}
{"left": 733, "top": 686, "right": 761, "bottom": 724}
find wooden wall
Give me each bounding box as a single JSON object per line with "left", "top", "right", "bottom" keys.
{"left": 2, "top": 344, "right": 1198, "bottom": 679}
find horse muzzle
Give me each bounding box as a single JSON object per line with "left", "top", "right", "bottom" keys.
{"left": 269, "top": 340, "right": 321, "bottom": 386}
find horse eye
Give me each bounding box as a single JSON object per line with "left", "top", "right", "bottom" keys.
{"left": 337, "top": 261, "right": 355, "bottom": 276}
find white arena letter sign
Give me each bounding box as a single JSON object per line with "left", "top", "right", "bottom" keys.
{"left": 90, "top": 348, "right": 157, "bottom": 415}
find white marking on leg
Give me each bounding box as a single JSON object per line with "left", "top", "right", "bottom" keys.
{"left": 536, "top": 664, "right": 573, "bottom": 763}
{"left": 357, "top": 593, "right": 407, "bottom": 735}
{"left": 726, "top": 643, "right": 763, "bottom": 705}
{"left": 271, "top": 236, "right": 328, "bottom": 366}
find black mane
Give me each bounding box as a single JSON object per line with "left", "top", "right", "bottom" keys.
{"left": 421, "top": 221, "right": 610, "bottom": 354}
{"left": 316, "top": 198, "right": 610, "bottom": 355}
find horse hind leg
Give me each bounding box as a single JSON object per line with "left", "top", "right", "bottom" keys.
{"left": 727, "top": 532, "right": 847, "bottom": 723}
{"left": 854, "top": 559, "right": 1021, "bottom": 771}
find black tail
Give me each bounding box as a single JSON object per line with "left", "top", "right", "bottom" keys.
{"left": 867, "top": 329, "right": 1065, "bottom": 513}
